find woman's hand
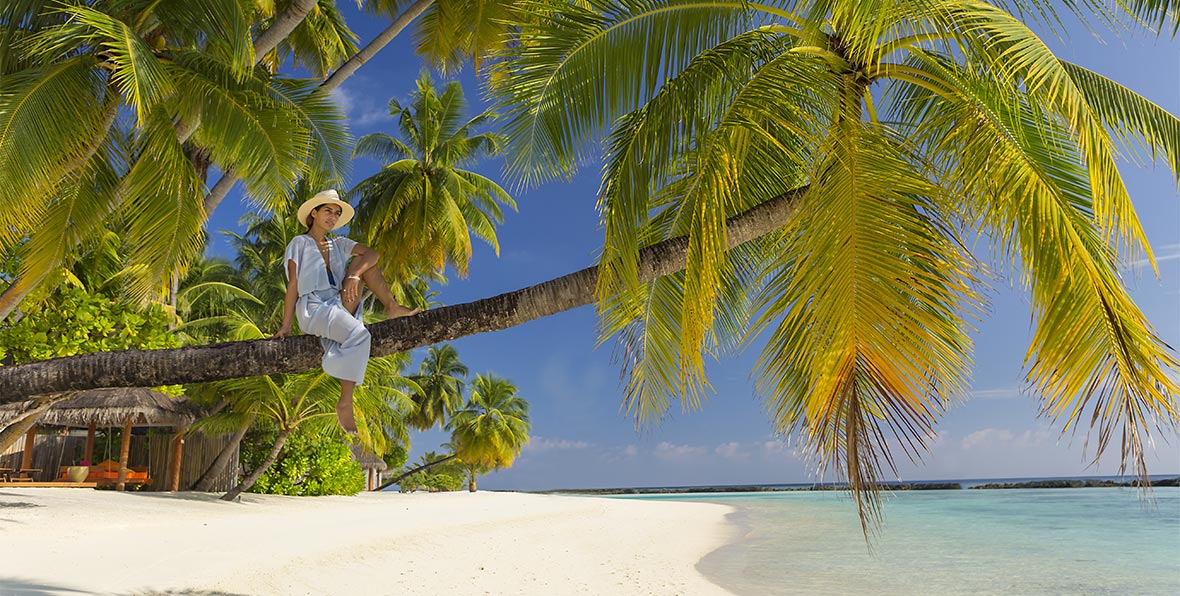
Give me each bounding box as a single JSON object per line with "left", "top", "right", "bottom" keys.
{"left": 342, "top": 275, "right": 362, "bottom": 303}
{"left": 273, "top": 324, "right": 292, "bottom": 339}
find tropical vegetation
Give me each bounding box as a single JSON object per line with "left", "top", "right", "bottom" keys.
{"left": 244, "top": 427, "right": 367, "bottom": 496}
{"left": 350, "top": 73, "right": 516, "bottom": 281}
{"left": 489, "top": 0, "right": 1180, "bottom": 527}
{"left": 0, "top": 0, "right": 1176, "bottom": 532}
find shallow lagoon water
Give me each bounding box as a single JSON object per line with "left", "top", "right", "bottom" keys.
{"left": 642, "top": 487, "right": 1179, "bottom": 595}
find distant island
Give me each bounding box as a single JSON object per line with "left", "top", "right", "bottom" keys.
{"left": 968, "top": 477, "right": 1180, "bottom": 490}
{"left": 543, "top": 477, "right": 1180, "bottom": 495}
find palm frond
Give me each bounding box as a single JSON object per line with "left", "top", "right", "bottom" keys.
{"left": 490, "top": 0, "right": 758, "bottom": 186}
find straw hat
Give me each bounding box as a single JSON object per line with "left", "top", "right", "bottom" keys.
{"left": 296, "top": 189, "right": 355, "bottom": 230}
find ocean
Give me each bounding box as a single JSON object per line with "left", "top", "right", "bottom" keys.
{"left": 633, "top": 485, "right": 1180, "bottom": 595}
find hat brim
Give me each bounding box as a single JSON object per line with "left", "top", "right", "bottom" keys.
{"left": 296, "top": 196, "right": 355, "bottom": 230}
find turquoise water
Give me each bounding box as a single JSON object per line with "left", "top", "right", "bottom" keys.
{"left": 648, "top": 488, "right": 1180, "bottom": 595}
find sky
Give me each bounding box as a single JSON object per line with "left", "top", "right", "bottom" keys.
{"left": 206, "top": 3, "right": 1180, "bottom": 490}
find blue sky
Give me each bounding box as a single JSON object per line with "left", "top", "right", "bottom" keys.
{"left": 207, "top": 4, "right": 1180, "bottom": 490}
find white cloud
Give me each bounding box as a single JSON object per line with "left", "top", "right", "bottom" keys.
{"left": 971, "top": 386, "right": 1023, "bottom": 400}
{"left": 961, "top": 428, "right": 1014, "bottom": 450}
{"left": 714, "top": 441, "right": 749, "bottom": 461}
{"left": 761, "top": 438, "right": 804, "bottom": 460}
{"left": 525, "top": 436, "right": 591, "bottom": 452}
{"left": 654, "top": 441, "right": 707, "bottom": 461}
{"left": 331, "top": 87, "right": 390, "bottom": 128}
{"left": 1130, "top": 244, "right": 1180, "bottom": 268}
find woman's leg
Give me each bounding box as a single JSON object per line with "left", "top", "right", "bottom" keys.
{"left": 347, "top": 267, "right": 417, "bottom": 319}
{"left": 337, "top": 380, "right": 357, "bottom": 434}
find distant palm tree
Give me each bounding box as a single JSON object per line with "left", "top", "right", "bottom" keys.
{"left": 448, "top": 373, "right": 530, "bottom": 492}
{"left": 407, "top": 345, "right": 469, "bottom": 431}
{"left": 349, "top": 72, "right": 517, "bottom": 281}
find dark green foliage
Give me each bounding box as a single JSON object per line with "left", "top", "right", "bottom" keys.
{"left": 0, "top": 285, "right": 179, "bottom": 364}
{"left": 243, "top": 429, "right": 364, "bottom": 496}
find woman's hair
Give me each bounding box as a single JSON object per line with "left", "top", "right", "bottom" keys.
{"left": 305, "top": 204, "right": 326, "bottom": 231}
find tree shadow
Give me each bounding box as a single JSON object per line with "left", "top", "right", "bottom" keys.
{"left": 0, "top": 578, "right": 88, "bottom": 595}
{"left": 0, "top": 579, "right": 252, "bottom": 596}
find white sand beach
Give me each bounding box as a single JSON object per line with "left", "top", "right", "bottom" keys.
{"left": 0, "top": 489, "right": 736, "bottom": 596}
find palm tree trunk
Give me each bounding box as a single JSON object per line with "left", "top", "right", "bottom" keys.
{"left": 193, "top": 413, "right": 255, "bottom": 492}
{"left": 253, "top": 0, "right": 321, "bottom": 65}
{"left": 0, "top": 396, "right": 62, "bottom": 453}
{"left": 201, "top": 0, "right": 438, "bottom": 215}
{"left": 0, "top": 187, "right": 805, "bottom": 401}
{"left": 468, "top": 469, "right": 476, "bottom": 493}
{"left": 0, "top": 272, "right": 46, "bottom": 324}
{"left": 220, "top": 427, "right": 292, "bottom": 501}
{"left": 379, "top": 454, "right": 457, "bottom": 490}
{"left": 322, "top": 0, "right": 434, "bottom": 93}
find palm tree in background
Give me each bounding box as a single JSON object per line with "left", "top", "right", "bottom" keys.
{"left": 407, "top": 344, "right": 469, "bottom": 431}
{"left": 447, "top": 373, "right": 530, "bottom": 492}
{"left": 490, "top": 0, "right": 1180, "bottom": 528}
{"left": 349, "top": 72, "right": 517, "bottom": 282}
{"left": 206, "top": 352, "right": 416, "bottom": 500}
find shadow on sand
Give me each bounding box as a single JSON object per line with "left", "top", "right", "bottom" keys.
{"left": 0, "top": 579, "right": 251, "bottom": 596}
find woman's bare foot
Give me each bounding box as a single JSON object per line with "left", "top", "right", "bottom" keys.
{"left": 385, "top": 305, "right": 422, "bottom": 320}
{"left": 336, "top": 400, "right": 358, "bottom": 435}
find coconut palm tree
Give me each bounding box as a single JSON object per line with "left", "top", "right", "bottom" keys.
{"left": 0, "top": 0, "right": 350, "bottom": 317}
{"left": 447, "top": 373, "right": 530, "bottom": 492}
{"left": 211, "top": 352, "right": 415, "bottom": 500}
{"left": 348, "top": 72, "right": 517, "bottom": 281}
{"left": 407, "top": 344, "right": 469, "bottom": 431}
{"left": 488, "top": 0, "right": 1180, "bottom": 529}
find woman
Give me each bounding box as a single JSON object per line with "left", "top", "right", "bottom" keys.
{"left": 275, "top": 189, "right": 421, "bottom": 434}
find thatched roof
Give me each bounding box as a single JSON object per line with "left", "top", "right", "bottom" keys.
{"left": 350, "top": 444, "right": 389, "bottom": 471}
{"left": 0, "top": 388, "right": 199, "bottom": 427}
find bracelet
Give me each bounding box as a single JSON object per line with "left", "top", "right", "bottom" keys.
{"left": 346, "top": 275, "right": 361, "bottom": 281}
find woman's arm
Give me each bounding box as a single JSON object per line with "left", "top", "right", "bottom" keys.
{"left": 341, "top": 244, "right": 379, "bottom": 305}
{"left": 275, "top": 259, "right": 299, "bottom": 338}
{"left": 345, "top": 244, "right": 379, "bottom": 279}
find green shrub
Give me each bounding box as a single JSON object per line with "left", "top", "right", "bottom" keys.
{"left": 244, "top": 430, "right": 364, "bottom": 496}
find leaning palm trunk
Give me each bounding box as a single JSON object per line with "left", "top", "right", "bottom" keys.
{"left": 0, "top": 187, "right": 804, "bottom": 400}
{"left": 220, "top": 428, "right": 292, "bottom": 501}
{"left": 202, "top": 0, "right": 436, "bottom": 215}
{"left": 380, "top": 453, "right": 457, "bottom": 490}
{"left": 468, "top": 470, "right": 476, "bottom": 493}
{"left": 0, "top": 396, "right": 63, "bottom": 452}
{"left": 193, "top": 413, "right": 255, "bottom": 492}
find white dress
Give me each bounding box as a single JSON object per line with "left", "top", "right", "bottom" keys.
{"left": 284, "top": 234, "right": 370, "bottom": 384}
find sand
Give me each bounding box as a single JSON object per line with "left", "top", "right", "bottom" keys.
{"left": 0, "top": 489, "right": 737, "bottom": 596}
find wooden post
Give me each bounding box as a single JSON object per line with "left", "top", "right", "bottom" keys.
{"left": 115, "top": 416, "right": 133, "bottom": 492}
{"left": 169, "top": 424, "right": 187, "bottom": 492}
{"left": 84, "top": 422, "right": 96, "bottom": 463}
{"left": 20, "top": 425, "right": 36, "bottom": 471}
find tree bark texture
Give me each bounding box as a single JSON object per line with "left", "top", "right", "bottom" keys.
{"left": 220, "top": 427, "right": 291, "bottom": 501}
{"left": 0, "top": 188, "right": 804, "bottom": 402}
{"left": 192, "top": 414, "right": 254, "bottom": 492}
{"left": 468, "top": 469, "right": 476, "bottom": 493}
